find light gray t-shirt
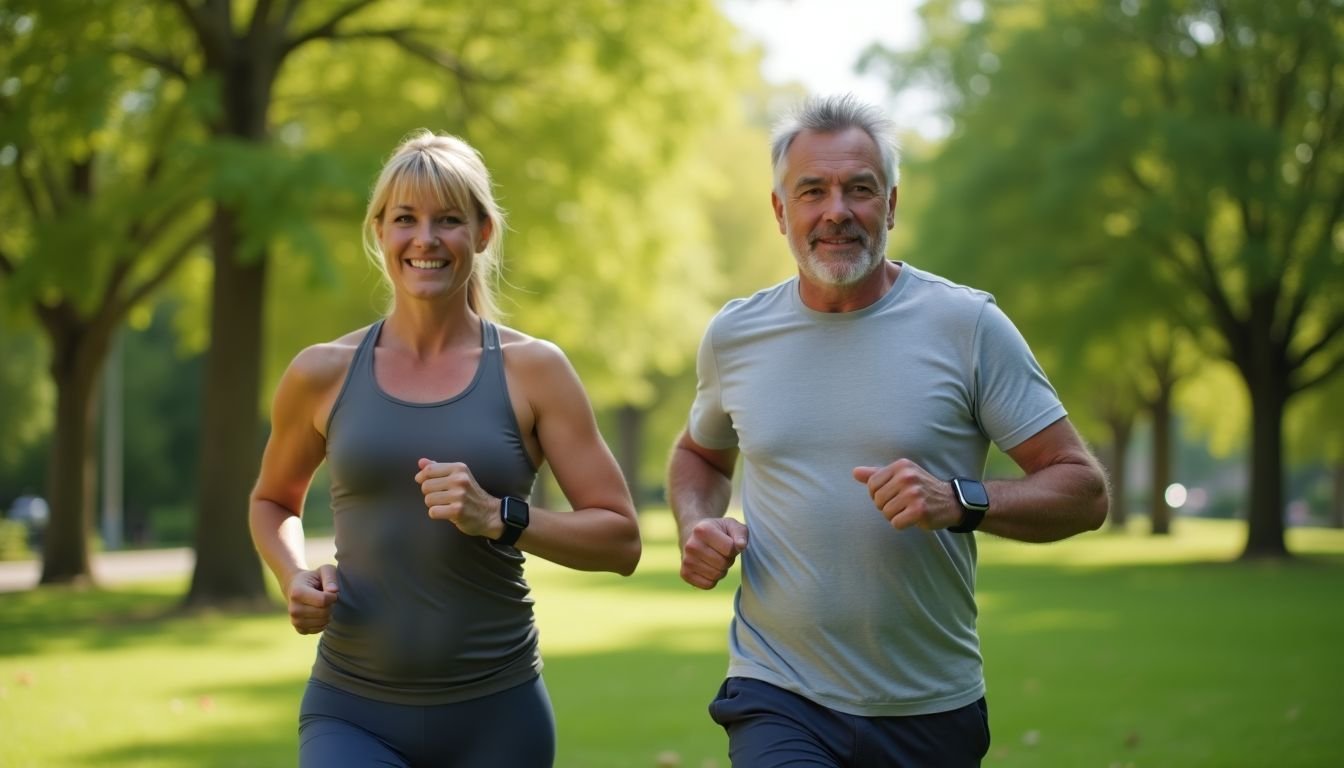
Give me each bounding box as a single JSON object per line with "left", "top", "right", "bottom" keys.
{"left": 689, "top": 262, "right": 1066, "bottom": 717}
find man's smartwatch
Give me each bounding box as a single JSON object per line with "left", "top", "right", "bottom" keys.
{"left": 949, "top": 478, "right": 989, "bottom": 533}
{"left": 497, "top": 496, "right": 530, "bottom": 546}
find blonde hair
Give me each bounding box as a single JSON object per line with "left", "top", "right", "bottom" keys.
{"left": 362, "top": 130, "right": 506, "bottom": 319}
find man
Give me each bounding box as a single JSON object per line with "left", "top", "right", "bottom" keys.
{"left": 667, "top": 94, "right": 1109, "bottom": 767}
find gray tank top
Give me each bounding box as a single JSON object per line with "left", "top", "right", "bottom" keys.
{"left": 312, "top": 319, "right": 541, "bottom": 705}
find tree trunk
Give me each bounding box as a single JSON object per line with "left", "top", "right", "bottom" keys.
{"left": 1104, "top": 413, "right": 1132, "bottom": 530}
{"left": 183, "top": 208, "right": 269, "bottom": 607}
{"left": 1238, "top": 352, "right": 1290, "bottom": 559}
{"left": 1148, "top": 382, "right": 1173, "bottom": 535}
{"left": 183, "top": 39, "right": 277, "bottom": 607}
{"left": 615, "top": 405, "right": 645, "bottom": 504}
{"left": 39, "top": 326, "right": 109, "bottom": 585}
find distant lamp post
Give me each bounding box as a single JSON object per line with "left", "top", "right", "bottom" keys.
{"left": 101, "top": 329, "right": 124, "bottom": 550}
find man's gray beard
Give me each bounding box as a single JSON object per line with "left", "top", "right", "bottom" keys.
{"left": 796, "top": 227, "right": 888, "bottom": 288}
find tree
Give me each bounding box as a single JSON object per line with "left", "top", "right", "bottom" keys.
{"left": 876, "top": 0, "right": 1344, "bottom": 558}
{"left": 119, "top": 0, "right": 757, "bottom": 605}
{"left": 0, "top": 2, "right": 212, "bottom": 583}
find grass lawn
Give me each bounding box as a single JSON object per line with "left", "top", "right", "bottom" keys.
{"left": 1, "top": 514, "right": 1342, "bottom": 767}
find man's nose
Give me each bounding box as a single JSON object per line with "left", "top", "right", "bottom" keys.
{"left": 821, "top": 189, "right": 852, "bottom": 223}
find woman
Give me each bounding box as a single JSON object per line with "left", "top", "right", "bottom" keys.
{"left": 249, "top": 130, "right": 640, "bottom": 767}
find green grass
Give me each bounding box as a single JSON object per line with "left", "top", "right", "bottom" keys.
{"left": 1, "top": 515, "right": 1342, "bottom": 767}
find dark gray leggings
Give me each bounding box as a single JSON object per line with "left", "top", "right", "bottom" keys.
{"left": 299, "top": 676, "right": 555, "bottom": 767}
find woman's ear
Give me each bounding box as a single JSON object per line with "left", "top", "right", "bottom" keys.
{"left": 476, "top": 215, "right": 494, "bottom": 253}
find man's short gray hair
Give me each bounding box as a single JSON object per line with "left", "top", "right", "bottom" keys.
{"left": 770, "top": 94, "right": 901, "bottom": 193}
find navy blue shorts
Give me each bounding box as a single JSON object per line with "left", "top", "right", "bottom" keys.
{"left": 709, "top": 677, "right": 990, "bottom": 768}
{"left": 298, "top": 676, "right": 555, "bottom": 767}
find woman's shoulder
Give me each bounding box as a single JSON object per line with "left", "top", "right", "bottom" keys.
{"left": 493, "top": 323, "right": 580, "bottom": 393}
{"left": 284, "top": 325, "right": 375, "bottom": 391}
{"left": 495, "top": 324, "right": 567, "bottom": 364}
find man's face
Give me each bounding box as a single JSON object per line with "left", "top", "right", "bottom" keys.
{"left": 772, "top": 127, "right": 896, "bottom": 288}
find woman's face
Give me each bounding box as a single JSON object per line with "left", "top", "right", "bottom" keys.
{"left": 375, "top": 185, "right": 491, "bottom": 305}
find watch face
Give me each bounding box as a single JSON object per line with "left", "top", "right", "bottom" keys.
{"left": 502, "top": 497, "right": 530, "bottom": 527}
{"left": 955, "top": 479, "right": 990, "bottom": 509}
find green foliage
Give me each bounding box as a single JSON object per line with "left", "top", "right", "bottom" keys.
{"left": 0, "top": 1, "right": 214, "bottom": 312}
{"left": 0, "top": 321, "right": 52, "bottom": 471}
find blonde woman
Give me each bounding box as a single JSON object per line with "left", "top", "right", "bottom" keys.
{"left": 250, "top": 130, "right": 639, "bottom": 767}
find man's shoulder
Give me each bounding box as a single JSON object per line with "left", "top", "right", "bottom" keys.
{"left": 712, "top": 277, "right": 797, "bottom": 327}
{"left": 900, "top": 263, "right": 994, "bottom": 309}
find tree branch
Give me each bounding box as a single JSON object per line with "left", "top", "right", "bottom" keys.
{"left": 1288, "top": 310, "right": 1344, "bottom": 378}
{"left": 113, "top": 45, "right": 189, "bottom": 81}
{"left": 13, "top": 150, "right": 48, "bottom": 218}
{"left": 165, "top": 0, "right": 224, "bottom": 62}
{"left": 283, "top": 0, "right": 380, "bottom": 54}
{"left": 249, "top": 0, "right": 276, "bottom": 40}
{"left": 1178, "top": 230, "right": 1246, "bottom": 364}
{"left": 1290, "top": 326, "right": 1344, "bottom": 396}
{"left": 115, "top": 225, "right": 210, "bottom": 316}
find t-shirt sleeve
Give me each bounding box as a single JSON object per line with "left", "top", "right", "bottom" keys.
{"left": 972, "top": 300, "right": 1067, "bottom": 452}
{"left": 687, "top": 316, "right": 739, "bottom": 450}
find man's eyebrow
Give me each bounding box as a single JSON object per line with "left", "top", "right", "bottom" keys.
{"left": 792, "top": 171, "right": 883, "bottom": 190}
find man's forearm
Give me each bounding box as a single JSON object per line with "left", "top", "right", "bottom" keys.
{"left": 979, "top": 461, "right": 1109, "bottom": 542}
{"left": 667, "top": 444, "right": 733, "bottom": 544}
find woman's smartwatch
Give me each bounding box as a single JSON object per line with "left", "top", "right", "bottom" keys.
{"left": 948, "top": 478, "right": 989, "bottom": 533}
{"left": 497, "top": 496, "right": 530, "bottom": 546}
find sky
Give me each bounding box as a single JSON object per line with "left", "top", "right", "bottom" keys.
{"left": 720, "top": 0, "right": 947, "bottom": 139}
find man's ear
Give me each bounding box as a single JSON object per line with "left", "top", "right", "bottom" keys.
{"left": 886, "top": 186, "right": 899, "bottom": 230}
{"left": 771, "top": 191, "right": 786, "bottom": 235}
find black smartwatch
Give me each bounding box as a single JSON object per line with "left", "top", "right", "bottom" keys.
{"left": 497, "top": 496, "right": 530, "bottom": 546}
{"left": 948, "top": 478, "right": 989, "bottom": 533}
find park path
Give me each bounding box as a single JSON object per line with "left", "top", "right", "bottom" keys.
{"left": 0, "top": 537, "right": 335, "bottom": 593}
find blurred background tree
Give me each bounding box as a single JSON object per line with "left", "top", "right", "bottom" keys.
{"left": 868, "top": 0, "right": 1344, "bottom": 558}
{"left": 0, "top": 0, "right": 214, "bottom": 583}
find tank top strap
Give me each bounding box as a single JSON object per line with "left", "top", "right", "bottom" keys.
{"left": 483, "top": 320, "right": 500, "bottom": 351}
{"left": 482, "top": 320, "right": 506, "bottom": 388}
{"left": 353, "top": 319, "right": 384, "bottom": 370}
{"left": 324, "top": 319, "right": 384, "bottom": 437}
